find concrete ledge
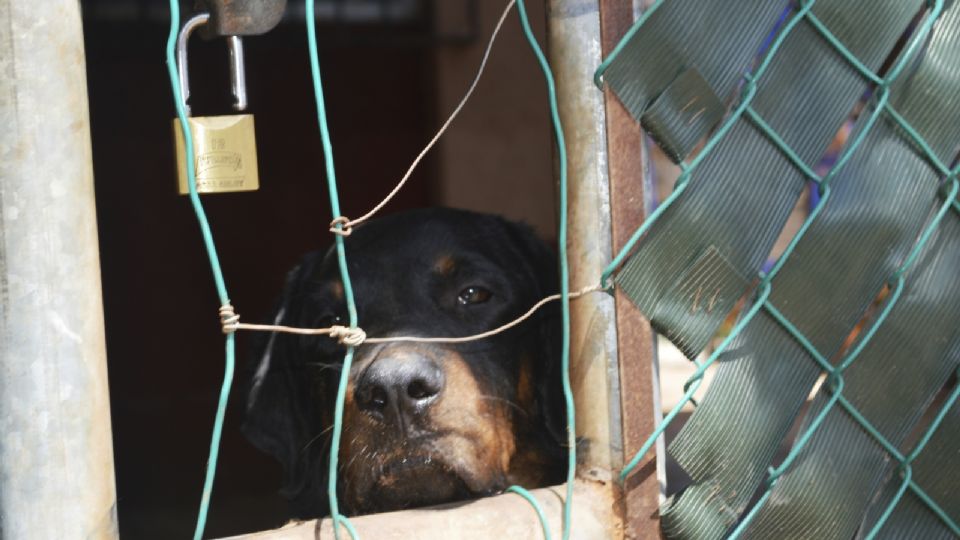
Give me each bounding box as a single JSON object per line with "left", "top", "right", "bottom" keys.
{"left": 222, "top": 480, "right": 618, "bottom": 540}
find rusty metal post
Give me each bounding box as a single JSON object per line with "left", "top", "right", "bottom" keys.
{"left": 0, "top": 1, "right": 118, "bottom": 537}
{"left": 548, "top": 0, "right": 662, "bottom": 538}
{"left": 598, "top": 1, "right": 663, "bottom": 537}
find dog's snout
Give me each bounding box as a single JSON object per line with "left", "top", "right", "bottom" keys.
{"left": 355, "top": 355, "right": 444, "bottom": 429}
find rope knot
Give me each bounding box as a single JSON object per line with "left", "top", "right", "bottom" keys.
{"left": 219, "top": 304, "right": 240, "bottom": 334}
{"left": 329, "top": 325, "right": 366, "bottom": 347}
{"left": 329, "top": 216, "right": 353, "bottom": 237}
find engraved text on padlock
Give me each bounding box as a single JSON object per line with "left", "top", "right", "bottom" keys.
{"left": 173, "top": 115, "right": 259, "bottom": 194}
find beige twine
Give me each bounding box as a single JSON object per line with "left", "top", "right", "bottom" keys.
{"left": 329, "top": 0, "right": 517, "bottom": 237}
{"left": 219, "top": 283, "right": 606, "bottom": 346}
{"left": 228, "top": 0, "right": 594, "bottom": 348}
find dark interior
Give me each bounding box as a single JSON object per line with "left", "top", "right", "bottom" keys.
{"left": 83, "top": 0, "right": 554, "bottom": 537}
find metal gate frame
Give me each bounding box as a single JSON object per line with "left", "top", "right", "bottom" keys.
{"left": 0, "top": 1, "right": 119, "bottom": 538}
{"left": 226, "top": 1, "right": 662, "bottom": 538}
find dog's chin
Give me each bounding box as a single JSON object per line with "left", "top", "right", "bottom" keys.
{"left": 346, "top": 455, "right": 487, "bottom": 514}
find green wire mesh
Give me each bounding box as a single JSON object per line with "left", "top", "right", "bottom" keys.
{"left": 171, "top": 0, "right": 573, "bottom": 537}
{"left": 163, "top": 4, "right": 236, "bottom": 539}
{"left": 599, "top": 0, "right": 960, "bottom": 539}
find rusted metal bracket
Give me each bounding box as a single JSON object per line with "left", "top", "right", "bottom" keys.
{"left": 598, "top": 1, "right": 662, "bottom": 538}
{"left": 195, "top": 0, "right": 287, "bottom": 38}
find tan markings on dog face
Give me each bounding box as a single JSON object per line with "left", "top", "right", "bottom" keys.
{"left": 506, "top": 445, "right": 552, "bottom": 487}
{"left": 339, "top": 368, "right": 396, "bottom": 512}
{"left": 338, "top": 345, "right": 426, "bottom": 508}
{"left": 329, "top": 380, "right": 360, "bottom": 446}
{"left": 329, "top": 280, "right": 344, "bottom": 301}
{"left": 338, "top": 378, "right": 357, "bottom": 462}
{"left": 338, "top": 344, "right": 519, "bottom": 509}
{"left": 338, "top": 349, "right": 379, "bottom": 506}
{"left": 515, "top": 353, "right": 535, "bottom": 410}
{"left": 432, "top": 254, "right": 457, "bottom": 276}
{"left": 429, "top": 352, "right": 516, "bottom": 483}
{"left": 506, "top": 354, "right": 554, "bottom": 487}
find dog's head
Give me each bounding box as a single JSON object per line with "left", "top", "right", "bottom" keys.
{"left": 243, "top": 208, "right": 564, "bottom": 517}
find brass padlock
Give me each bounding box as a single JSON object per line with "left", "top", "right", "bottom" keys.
{"left": 172, "top": 13, "right": 259, "bottom": 195}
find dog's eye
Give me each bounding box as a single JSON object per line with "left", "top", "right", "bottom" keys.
{"left": 457, "top": 286, "right": 492, "bottom": 305}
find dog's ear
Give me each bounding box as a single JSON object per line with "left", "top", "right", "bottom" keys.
{"left": 534, "top": 295, "right": 566, "bottom": 451}
{"left": 496, "top": 219, "right": 557, "bottom": 300}
{"left": 498, "top": 219, "right": 566, "bottom": 449}
{"left": 242, "top": 251, "right": 327, "bottom": 505}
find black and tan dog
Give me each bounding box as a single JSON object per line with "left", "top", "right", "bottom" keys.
{"left": 243, "top": 208, "right": 565, "bottom": 518}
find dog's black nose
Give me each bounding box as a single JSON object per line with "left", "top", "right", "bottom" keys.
{"left": 355, "top": 355, "right": 444, "bottom": 430}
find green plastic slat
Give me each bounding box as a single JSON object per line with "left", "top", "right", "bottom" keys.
{"left": 660, "top": 312, "right": 819, "bottom": 540}
{"left": 871, "top": 396, "right": 960, "bottom": 540}
{"left": 616, "top": 120, "right": 802, "bottom": 360}
{"left": 658, "top": 3, "right": 960, "bottom": 538}
{"left": 740, "top": 211, "right": 960, "bottom": 539}
{"left": 888, "top": 13, "right": 960, "bottom": 166}
{"left": 615, "top": 0, "right": 921, "bottom": 360}
{"left": 650, "top": 246, "right": 749, "bottom": 358}
{"left": 603, "top": 0, "right": 789, "bottom": 130}
{"left": 764, "top": 133, "right": 942, "bottom": 354}
{"left": 746, "top": 4, "right": 913, "bottom": 166}
{"left": 641, "top": 68, "right": 726, "bottom": 162}
{"left": 662, "top": 120, "right": 942, "bottom": 540}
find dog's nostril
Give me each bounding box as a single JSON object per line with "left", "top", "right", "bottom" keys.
{"left": 406, "top": 378, "right": 438, "bottom": 401}
{"left": 368, "top": 385, "right": 388, "bottom": 410}
{"left": 356, "top": 356, "right": 444, "bottom": 423}
{"left": 356, "top": 382, "right": 390, "bottom": 413}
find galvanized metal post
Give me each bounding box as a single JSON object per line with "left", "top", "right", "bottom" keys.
{"left": 547, "top": 0, "right": 623, "bottom": 478}
{"left": 548, "top": 1, "right": 662, "bottom": 538}
{"left": 0, "top": 1, "right": 119, "bottom": 538}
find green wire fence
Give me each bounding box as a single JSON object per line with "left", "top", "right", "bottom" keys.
{"left": 598, "top": 0, "right": 960, "bottom": 538}
{"left": 164, "top": 3, "right": 234, "bottom": 538}
{"left": 168, "top": 0, "right": 960, "bottom": 538}
{"left": 167, "top": 0, "right": 574, "bottom": 538}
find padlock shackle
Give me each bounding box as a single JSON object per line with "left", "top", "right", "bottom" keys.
{"left": 176, "top": 12, "right": 248, "bottom": 115}
{"left": 228, "top": 36, "right": 248, "bottom": 112}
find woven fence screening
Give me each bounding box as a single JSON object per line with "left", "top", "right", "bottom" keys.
{"left": 603, "top": 1, "right": 960, "bottom": 539}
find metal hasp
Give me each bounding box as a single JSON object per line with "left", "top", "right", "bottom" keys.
{"left": 0, "top": 0, "right": 118, "bottom": 538}
{"left": 195, "top": 0, "right": 287, "bottom": 38}
{"left": 548, "top": 0, "right": 661, "bottom": 538}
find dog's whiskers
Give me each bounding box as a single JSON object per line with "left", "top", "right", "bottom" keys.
{"left": 299, "top": 425, "right": 335, "bottom": 455}
{"left": 343, "top": 453, "right": 360, "bottom": 472}
{"left": 303, "top": 361, "right": 343, "bottom": 372}
{"left": 479, "top": 394, "right": 528, "bottom": 417}
{"left": 340, "top": 437, "right": 367, "bottom": 473}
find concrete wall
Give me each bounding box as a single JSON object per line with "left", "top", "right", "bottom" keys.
{"left": 434, "top": 0, "right": 556, "bottom": 241}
